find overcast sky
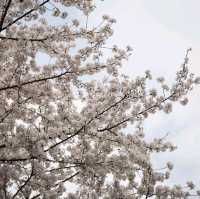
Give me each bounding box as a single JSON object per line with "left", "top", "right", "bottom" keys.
{"left": 87, "top": 0, "right": 200, "bottom": 188}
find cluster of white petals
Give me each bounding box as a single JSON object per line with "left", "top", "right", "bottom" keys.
{"left": 0, "top": 1, "right": 199, "bottom": 198}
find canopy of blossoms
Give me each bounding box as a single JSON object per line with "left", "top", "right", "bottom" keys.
{"left": 0, "top": 0, "right": 199, "bottom": 198}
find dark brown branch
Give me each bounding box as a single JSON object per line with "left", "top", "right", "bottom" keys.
{"left": 12, "top": 165, "right": 34, "bottom": 199}
{"left": 98, "top": 92, "right": 175, "bottom": 132}
{"left": 0, "top": 156, "right": 84, "bottom": 166}
{"left": 0, "top": 0, "right": 12, "bottom": 30}
{"left": 46, "top": 165, "right": 80, "bottom": 173}
{"left": 30, "top": 194, "right": 40, "bottom": 199}
{"left": 44, "top": 93, "right": 137, "bottom": 151}
{"left": 94, "top": 94, "right": 128, "bottom": 118}
{"left": 0, "top": 144, "right": 6, "bottom": 149}
{"left": 62, "top": 171, "right": 79, "bottom": 183}
{"left": 0, "top": 157, "right": 35, "bottom": 162}
{"left": 0, "top": 35, "right": 48, "bottom": 42}
{"left": 0, "top": 30, "right": 100, "bottom": 42}
{"left": 0, "top": 96, "right": 32, "bottom": 123}
{"left": 55, "top": 171, "right": 80, "bottom": 186}
{"left": 31, "top": 194, "right": 41, "bottom": 199}
{"left": 0, "top": 0, "right": 50, "bottom": 32}
{"left": 29, "top": 172, "right": 79, "bottom": 199}
{"left": 44, "top": 124, "right": 86, "bottom": 152}
{"left": 0, "top": 69, "right": 72, "bottom": 92}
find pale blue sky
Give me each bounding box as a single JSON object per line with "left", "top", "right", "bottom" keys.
{"left": 143, "top": 0, "right": 200, "bottom": 42}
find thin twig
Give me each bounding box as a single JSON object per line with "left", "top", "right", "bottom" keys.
{"left": 0, "top": 0, "right": 50, "bottom": 32}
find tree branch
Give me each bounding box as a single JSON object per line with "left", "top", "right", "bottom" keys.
{"left": 30, "top": 194, "right": 40, "bottom": 199}
{"left": 0, "top": 0, "right": 12, "bottom": 30}
{"left": 0, "top": 69, "right": 72, "bottom": 92}
{"left": 54, "top": 171, "right": 80, "bottom": 186}
{"left": 0, "top": 35, "right": 48, "bottom": 42}
{"left": 0, "top": 144, "right": 6, "bottom": 149}
{"left": 0, "top": 0, "right": 50, "bottom": 32}
{"left": 12, "top": 165, "right": 34, "bottom": 199}
{"left": 44, "top": 124, "right": 86, "bottom": 152}
{"left": 44, "top": 93, "right": 139, "bottom": 151}
{"left": 98, "top": 92, "right": 175, "bottom": 132}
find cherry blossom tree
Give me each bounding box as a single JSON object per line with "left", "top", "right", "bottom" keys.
{"left": 0, "top": 0, "right": 200, "bottom": 198}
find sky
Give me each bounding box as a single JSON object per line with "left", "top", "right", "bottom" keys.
{"left": 88, "top": 0, "right": 200, "bottom": 188}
